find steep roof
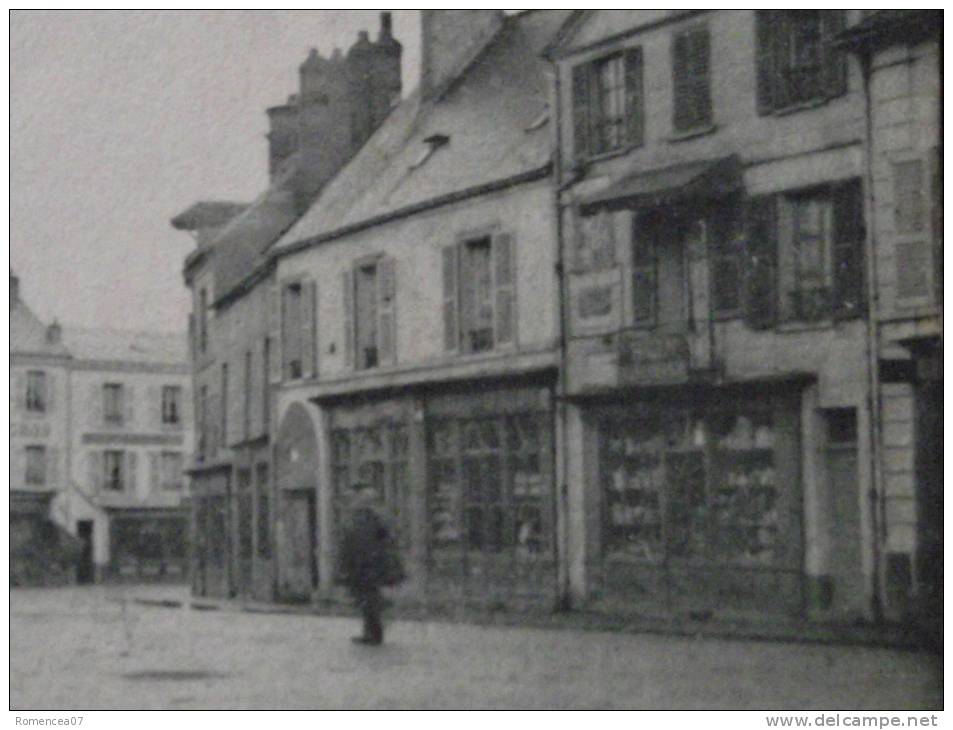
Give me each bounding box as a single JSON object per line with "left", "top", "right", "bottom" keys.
{"left": 11, "top": 297, "right": 70, "bottom": 359}
{"left": 61, "top": 327, "right": 187, "bottom": 365}
{"left": 271, "top": 10, "right": 573, "bottom": 254}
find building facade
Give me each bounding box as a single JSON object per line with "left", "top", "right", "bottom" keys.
{"left": 550, "top": 10, "right": 878, "bottom": 621}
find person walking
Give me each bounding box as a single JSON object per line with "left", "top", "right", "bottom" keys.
{"left": 336, "top": 485, "right": 405, "bottom": 645}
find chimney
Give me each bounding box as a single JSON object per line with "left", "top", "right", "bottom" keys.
{"left": 10, "top": 270, "right": 19, "bottom": 307}
{"left": 420, "top": 10, "right": 503, "bottom": 100}
{"left": 266, "top": 99, "right": 299, "bottom": 180}
{"left": 46, "top": 320, "right": 61, "bottom": 345}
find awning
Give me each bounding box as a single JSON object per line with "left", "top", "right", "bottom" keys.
{"left": 578, "top": 155, "right": 744, "bottom": 216}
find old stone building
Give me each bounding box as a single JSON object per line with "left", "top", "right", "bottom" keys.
{"left": 268, "top": 10, "right": 570, "bottom": 606}
{"left": 174, "top": 13, "right": 402, "bottom": 600}
{"left": 549, "top": 10, "right": 879, "bottom": 622}
{"left": 838, "top": 10, "right": 942, "bottom": 633}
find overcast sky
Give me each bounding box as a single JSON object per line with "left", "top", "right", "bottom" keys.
{"left": 10, "top": 10, "right": 422, "bottom": 333}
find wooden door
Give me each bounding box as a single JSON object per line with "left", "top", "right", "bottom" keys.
{"left": 280, "top": 490, "right": 316, "bottom": 601}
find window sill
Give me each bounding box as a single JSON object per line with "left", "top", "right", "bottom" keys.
{"left": 581, "top": 143, "right": 643, "bottom": 166}
{"left": 768, "top": 95, "right": 837, "bottom": 118}
{"left": 666, "top": 123, "right": 717, "bottom": 143}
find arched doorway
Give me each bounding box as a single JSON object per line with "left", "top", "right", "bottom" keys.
{"left": 274, "top": 402, "right": 320, "bottom": 602}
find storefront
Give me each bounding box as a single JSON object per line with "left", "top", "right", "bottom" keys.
{"left": 578, "top": 385, "right": 804, "bottom": 617}
{"left": 322, "top": 377, "right": 557, "bottom": 608}
{"left": 108, "top": 509, "right": 189, "bottom": 581}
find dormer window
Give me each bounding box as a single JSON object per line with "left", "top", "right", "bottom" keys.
{"left": 410, "top": 134, "right": 450, "bottom": 170}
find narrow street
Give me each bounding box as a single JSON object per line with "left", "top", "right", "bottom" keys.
{"left": 11, "top": 586, "right": 941, "bottom": 710}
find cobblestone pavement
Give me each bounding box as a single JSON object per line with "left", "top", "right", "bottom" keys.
{"left": 11, "top": 586, "right": 942, "bottom": 710}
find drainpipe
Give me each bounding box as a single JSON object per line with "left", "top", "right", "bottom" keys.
{"left": 547, "top": 58, "right": 572, "bottom": 612}
{"left": 859, "top": 48, "right": 885, "bottom": 623}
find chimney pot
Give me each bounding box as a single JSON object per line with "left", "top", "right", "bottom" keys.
{"left": 380, "top": 12, "right": 393, "bottom": 37}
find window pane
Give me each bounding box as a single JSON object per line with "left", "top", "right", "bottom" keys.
{"left": 596, "top": 55, "right": 625, "bottom": 152}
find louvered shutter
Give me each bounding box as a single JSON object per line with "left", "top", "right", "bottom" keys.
{"left": 493, "top": 232, "right": 516, "bottom": 347}
{"left": 126, "top": 451, "right": 138, "bottom": 492}
{"left": 87, "top": 451, "right": 102, "bottom": 491}
{"left": 45, "top": 372, "right": 55, "bottom": 413}
{"left": 377, "top": 257, "right": 397, "bottom": 366}
{"left": 124, "top": 385, "right": 135, "bottom": 427}
{"left": 831, "top": 179, "right": 865, "bottom": 318}
{"left": 743, "top": 196, "right": 778, "bottom": 330}
{"left": 302, "top": 280, "right": 317, "bottom": 379}
{"left": 268, "top": 281, "right": 282, "bottom": 383}
{"left": 150, "top": 452, "right": 161, "bottom": 492}
{"left": 442, "top": 245, "right": 459, "bottom": 353}
{"left": 821, "top": 11, "right": 847, "bottom": 99}
{"left": 342, "top": 269, "right": 355, "bottom": 368}
{"left": 773, "top": 12, "right": 792, "bottom": 110}
{"left": 571, "top": 62, "right": 592, "bottom": 162}
{"left": 623, "top": 47, "right": 644, "bottom": 147}
{"left": 672, "top": 31, "right": 691, "bottom": 130}
{"left": 755, "top": 11, "right": 778, "bottom": 114}
{"left": 674, "top": 28, "right": 712, "bottom": 131}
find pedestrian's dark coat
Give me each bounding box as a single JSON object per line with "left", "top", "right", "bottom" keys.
{"left": 336, "top": 506, "right": 405, "bottom": 591}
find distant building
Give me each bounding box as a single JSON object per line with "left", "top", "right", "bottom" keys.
{"left": 9, "top": 271, "right": 192, "bottom": 584}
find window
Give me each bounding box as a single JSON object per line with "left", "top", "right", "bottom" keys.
{"left": 343, "top": 259, "right": 394, "bottom": 370}
{"left": 160, "top": 452, "right": 183, "bottom": 491}
{"left": 198, "top": 288, "right": 208, "bottom": 354}
{"left": 104, "top": 450, "right": 125, "bottom": 491}
{"left": 442, "top": 232, "right": 516, "bottom": 354}
{"left": 572, "top": 47, "right": 644, "bottom": 159}
{"left": 256, "top": 463, "right": 271, "bottom": 559}
{"left": 631, "top": 215, "right": 659, "bottom": 324}
{"left": 710, "top": 203, "right": 744, "bottom": 315}
{"left": 893, "top": 159, "right": 935, "bottom": 303}
{"left": 161, "top": 385, "right": 181, "bottom": 425}
{"left": 103, "top": 384, "right": 124, "bottom": 425}
{"left": 25, "top": 446, "right": 46, "bottom": 486}
{"left": 745, "top": 179, "right": 864, "bottom": 326}
{"left": 282, "top": 279, "right": 318, "bottom": 380}
{"left": 755, "top": 11, "right": 847, "bottom": 114}
{"left": 672, "top": 26, "right": 712, "bottom": 132}
{"left": 26, "top": 371, "right": 46, "bottom": 413}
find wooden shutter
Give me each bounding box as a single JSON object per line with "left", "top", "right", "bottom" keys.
{"left": 48, "top": 446, "right": 59, "bottom": 487}
{"left": 124, "top": 385, "right": 135, "bottom": 427}
{"left": 831, "top": 178, "right": 865, "bottom": 317}
{"left": 930, "top": 146, "right": 942, "bottom": 303}
{"left": 12, "top": 446, "right": 25, "bottom": 488}
{"left": 148, "top": 385, "right": 160, "bottom": 427}
{"left": 754, "top": 11, "right": 778, "bottom": 114}
{"left": 45, "top": 372, "right": 55, "bottom": 413}
{"left": 342, "top": 269, "right": 355, "bottom": 367}
{"left": 821, "top": 11, "right": 847, "bottom": 99}
{"left": 126, "top": 451, "right": 138, "bottom": 492}
{"left": 150, "top": 452, "right": 161, "bottom": 492}
{"left": 493, "top": 232, "right": 516, "bottom": 347}
{"left": 87, "top": 451, "right": 102, "bottom": 491}
{"left": 743, "top": 195, "right": 779, "bottom": 330}
{"left": 623, "top": 47, "right": 644, "bottom": 147}
{"left": 442, "top": 244, "right": 460, "bottom": 353}
{"left": 377, "top": 257, "right": 397, "bottom": 366}
{"left": 673, "top": 27, "right": 711, "bottom": 131}
{"left": 12, "top": 372, "right": 25, "bottom": 414}
{"left": 268, "top": 281, "right": 282, "bottom": 383}
{"left": 571, "top": 62, "right": 592, "bottom": 162}
{"left": 302, "top": 280, "right": 317, "bottom": 379}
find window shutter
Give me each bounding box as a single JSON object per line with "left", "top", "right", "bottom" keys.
{"left": 46, "top": 373, "right": 55, "bottom": 413}
{"left": 124, "top": 385, "right": 135, "bottom": 427}
{"left": 673, "top": 31, "right": 690, "bottom": 130}
{"left": 148, "top": 385, "right": 160, "bottom": 427}
{"left": 930, "top": 146, "right": 942, "bottom": 302}
{"left": 268, "top": 282, "right": 282, "bottom": 383}
{"left": 13, "top": 446, "right": 25, "bottom": 487}
{"left": 87, "top": 451, "right": 102, "bottom": 491}
{"left": 342, "top": 269, "right": 355, "bottom": 368}
{"left": 623, "top": 47, "right": 644, "bottom": 147}
{"left": 821, "top": 11, "right": 847, "bottom": 99}
{"left": 493, "top": 232, "right": 517, "bottom": 347}
{"left": 743, "top": 195, "right": 779, "bottom": 330}
{"left": 126, "top": 451, "right": 138, "bottom": 492}
{"left": 754, "top": 11, "right": 778, "bottom": 115}
{"left": 442, "top": 244, "right": 460, "bottom": 353}
{"left": 302, "top": 280, "right": 317, "bottom": 379}
{"left": 88, "top": 384, "right": 102, "bottom": 427}
{"left": 377, "top": 257, "right": 397, "bottom": 366}
{"left": 773, "top": 12, "right": 792, "bottom": 110}
{"left": 832, "top": 178, "right": 865, "bottom": 317}
{"left": 12, "top": 372, "right": 25, "bottom": 414}
{"left": 692, "top": 29, "right": 712, "bottom": 127}
{"left": 674, "top": 28, "right": 711, "bottom": 131}
{"left": 48, "top": 446, "right": 59, "bottom": 487}
{"left": 150, "top": 452, "right": 161, "bottom": 492}
{"left": 571, "top": 62, "right": 592, "bottom": 162}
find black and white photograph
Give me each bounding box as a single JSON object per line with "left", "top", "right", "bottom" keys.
{"left": 9, "top": 8, "right": 943, "bottom": 713}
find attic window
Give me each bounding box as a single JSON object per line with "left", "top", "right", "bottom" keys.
{"left": 525, "top": 108, "right": 549, "bottom": 132}
{"left": 410, "top": 134, "right": 450, "bottom": 170}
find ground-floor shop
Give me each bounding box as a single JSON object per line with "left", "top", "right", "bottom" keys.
{"left": 11, "top": 490, "right": 77, "bottom": 586}
{"left": 270, "top": 375, "right": 559, "bottom": 609}
{"left": 105, "top": 508, "right": 189, "bottom": 581}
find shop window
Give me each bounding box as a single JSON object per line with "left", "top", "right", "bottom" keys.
{"left": 256, "top": 463, "right": 271, "bottom": 560}
{"left": 161, "top": 385, "right": 181, "bottom": 425}
{"left": 572, "top": 47, "right": 643, "bottom": 160}
{"left": 672, "top": 25, "right": 712, "bottom": 133}
{"left": 442, "top": 232, "right": 516, "bottom": 355}
{"left": 25, "top": 445, "right": 47, "bottom": 486}
{"left": 26, "top": 371, "right": 46, "bottom": 413}
{"left": 755, "top": 11, "right": 847, "bottom": 115}
{"left": 103, "top": 383, "right": 124, "bottom": 425}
